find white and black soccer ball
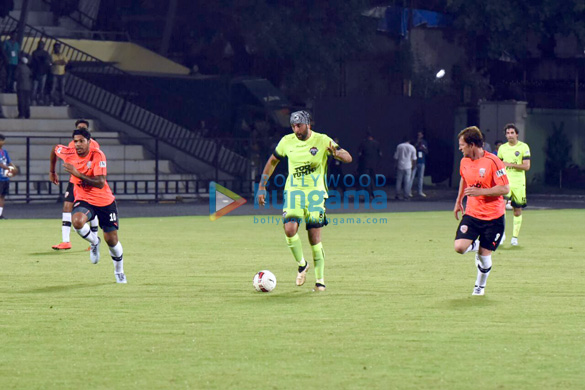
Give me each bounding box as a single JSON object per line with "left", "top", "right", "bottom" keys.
{"left": 253, "top": 270, "right": 277, "bottom": 292}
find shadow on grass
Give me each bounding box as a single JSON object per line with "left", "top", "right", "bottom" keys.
{"left": 28, "top": 250, "right": 87, "bottom": 257}
{"left": 444, "top": 297, "right": 496, "bottom": 309}
{"left": 15, "top": 283, "right": 108, "bottom": 294}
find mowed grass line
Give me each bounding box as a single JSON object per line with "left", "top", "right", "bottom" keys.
{"left": 0, "top": 210, "right": 583, "bottom": 389}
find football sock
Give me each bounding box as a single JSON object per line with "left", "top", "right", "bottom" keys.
{"left": 311, "top": 242, "right": 325, "bottom": 282}
{"left": 463, "top": 240, "right": 478, "bottom": 254}
{"left": 475, "top": 254, "right": 492, "bottom": 287}
{"left": 285, "top": 234, "right": 306, "bottom": 267}
{"left": 75, "top": 224, "right": 99, "bottom": 245}
{"left": 0, "top": 206, "right": 3, "bottom": 216}
{"left": 513, "top": 215, "right": 522, "bottom": 238}
{"left": 90, "top": 217, "right": 99, "bottom": 233}
{"left": 62, "top": 212, "right": 72, "bottom": 242}
{"left": 109, "top": 242, "right": 124, "bottom": 273}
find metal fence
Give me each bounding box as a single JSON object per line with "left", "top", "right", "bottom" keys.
{"left": 5, "top": 135, "right": 260, "bottom": 203}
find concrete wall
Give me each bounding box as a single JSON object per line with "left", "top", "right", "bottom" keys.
{"left": 59, "top": 39, "right": 190, "bottom": 75}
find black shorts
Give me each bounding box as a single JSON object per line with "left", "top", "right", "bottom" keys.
{"left": 0, "top": 181, "right": 9, "bottom": 197}
{"left": 64, "top": 182, "right": 75, "bottom": 202}
{"left": 72, "top": 200, "right": 120, "bottom": 233}
{"left": 455, "top": 214, "right": 505, "bottom": 252}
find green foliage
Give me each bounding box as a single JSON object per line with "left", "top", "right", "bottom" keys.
{"left": 545, "top": 122, "right": 573, "bottom": 186}
{"left": 1, "top": 211, "right": 585, "bottom": 388}
{"left": 446, "top": 0, "right": 585, "bottom": 59}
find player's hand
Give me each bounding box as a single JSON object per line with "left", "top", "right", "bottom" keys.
{"left": 63, "top": 163, "right": 80, "bottom": 177}
{"left": 464, "top": 186, "right": 482, "bottom": 197}
{"left": 454, "top": 200, "right": 464, "bottom": 220}
{"left": 256, "top": 190, "right": 266, "bottom": 206}
{"left": 49, "top": 172, "right": 59, "bottom": 185}
{"left": 327, "top": 142, "right": 338, "bottom": 159}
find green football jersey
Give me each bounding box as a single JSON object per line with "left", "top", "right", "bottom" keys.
{"left": 497, "top": 141, "right": 531, "bottom": 186}
{"left": 274, "top": 130, "right": 338, "bottom": 196}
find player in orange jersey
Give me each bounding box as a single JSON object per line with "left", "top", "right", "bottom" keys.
{"left": 51, "top": 119, "right": 101, "bottom": 250}
{"left": 50, "top": 128, "right": 127, "bottom": 283}
{"left": 453, "top": 126, "right": 509, "bottom": 296}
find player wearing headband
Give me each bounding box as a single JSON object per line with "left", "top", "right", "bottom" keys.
{"left": 50, "top": 128, "right": 127, "bottom": 283}
{"left": 256, "top": 110, "right": 352, "bottom": 291}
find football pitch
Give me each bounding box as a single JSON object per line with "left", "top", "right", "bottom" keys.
{"left": 1, "top": 209, "right": 584, "bottom": 389}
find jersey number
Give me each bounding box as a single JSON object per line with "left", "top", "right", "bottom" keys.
{"left": 109, "top": 213, "right": 117, "bottom": 222}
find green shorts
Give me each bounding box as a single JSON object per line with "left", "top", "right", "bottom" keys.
{"left": 506, "top": 184, "right": 527, "bottom": 208}
{"left": 282, "top": 190, "right": 328, "bottom": 230}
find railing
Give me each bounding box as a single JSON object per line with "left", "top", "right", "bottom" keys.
{"left": 0, "top": 15, "right": 249, "bottom": 177}
{"left": 5, "top": 135, "right": 260, "bottom": 202}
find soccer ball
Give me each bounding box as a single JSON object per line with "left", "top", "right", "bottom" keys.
{"left": 6, "top": 166, "right": 17, "bottom": 177}
{"left": 253, "top": 270, "right": 277, "bottom": 292}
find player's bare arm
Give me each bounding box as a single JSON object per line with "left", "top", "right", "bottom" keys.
{"left": 454, "top": 177, "right": 466, "bottom": 220}
{"left": 464, "top": 184, "right": 510, "bottom": 198}
{"left": 63, "top": 163, "right": 106, "bottom": 189}
{"left": 327, "top": 142, "right": 352, "bottom": 163}
{"left": 49, "top": 146, "right": 59, "bottom": 185}
{"left": 503, "top": 159, "right": 531, "bottom": 171}
{"left": 256, "top": 154, "right": 280, "bottom": 206}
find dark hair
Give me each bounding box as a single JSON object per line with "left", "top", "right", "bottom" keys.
{"left": 0, "top": 134, "right": 5, "bottom": 141}
{"left": 504, "top": 123, "right": 518, "bottom": 134}
{"left": 495, "top": 139, "right": 504, "bottom": 146}
{"left": 75, "top": 119, "right": 90, "bottom": 128}
{"left": 458, "top": 126, "right": 484, "bottom": 148}
{"left": 72, "top": 128, "right": 91, "bottom": 140}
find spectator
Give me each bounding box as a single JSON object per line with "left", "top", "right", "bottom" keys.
{"left": 394, "top": 136, "right": 417, "bottom": 200}
{"left": 3, "top": 32, "right": 20, "bottom": 92}
{"left": 358, "top": 131, "right": 382, "bottom": 195}
{"left": 410, "top": 131, "right": 429, "bottom": 197}
{"left": 31, "top": 40, "right": 51, "bottom": 105}
{"left": 15, "top": 56, "right": 32, "bottom": 119}
{"left": 0, "top": 133, "right": 18, "bottom": 219}
{"left": 50, "top": 42, "right": 68, "bottom": 106}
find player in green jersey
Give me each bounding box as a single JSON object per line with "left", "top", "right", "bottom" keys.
{"left": 497, "top": 123, "right": 531, "bottom": 246}
{"left": 256, "top": 111, "right": 352, "bottom": 291}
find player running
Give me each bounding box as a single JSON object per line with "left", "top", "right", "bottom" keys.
{"left": 497, "top": 123, "right": 531, "bottom": 246}
{"left": 454, "top": 126, "right": 509, "bottom": 296}
{"left": 50, "top": 128, "right": 127, "bottom": 283}
{"left": 52, "top": 119, "right": 100, "bottom": 250}
{"left": 256, "top": 110, "right": 352, "bottom": 291}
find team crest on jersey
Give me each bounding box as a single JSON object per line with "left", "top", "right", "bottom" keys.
{"left": 99, "top": 161, "right": 106, "bottom": 168}
{"left": 86, "top": 161, "right": 91, "bottom": 168}
{"left": 460, "top": 225, "right": 468, "bottom": 233}
{"left": 515, "top": 151, "right": 520, "bottom": 156}
{"left": 282, "top": 211, "right": 287, "bottom": 218}
{"left": 309, "top": 147, "right": 318, "bottom": 156}
{"left": 479, "top": 168, "right": 486, "bottom": 178}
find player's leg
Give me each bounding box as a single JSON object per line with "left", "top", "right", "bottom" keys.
{"left": 97, "top": 201, "right": 126, "bottom": 283}
{"left": 306, "top": 205, "right": 328, "bottom": 291}
{"left": 454, "top": 215, "right": 480, "bottom": 254}
{"left": 283, "top": 193, "right": 308, "bottom": 285}
{"left": 0, "top": 184, "right": 6, "bottom": 218}
{"left": 53, "top": 182, "right": 75, "bottom": 250}
{"left": 71, "top": 201, "right": 100, "bottom": 263}
{"left": 473, "top": 215, "right": 505, "bottom": 295}
{"left": 510, "top": 186, "right": 527, "bottom": 246}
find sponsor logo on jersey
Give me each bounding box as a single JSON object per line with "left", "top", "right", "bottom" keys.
{"left": 310, "top": 147, "right": 318, "bottom": 156}
{"left": 479, "top": 168, "right": 486, "bottom": 178}
{"left": 460, "top": 225, "right": 468, "bottom": 233}
{"left": 99, "top": 161, "right": 106, "bottom": 168}
{"left": 496, "top": 168, "right": 506, "bottom": 177}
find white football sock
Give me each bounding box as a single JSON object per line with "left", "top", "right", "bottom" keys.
{"left": 62, "top": 212, "right": 72, "bottom": 242}
{"left": 109, "top": 242, "right": 124, "bottom": 273}
{"left": 475, "top": 254, "right": 492, "bottom": 287}
{"left": 0, "top": 206, "right": 3, "bottom": 217}
{"left": 75, "top": 224, "right": 99, "bottom": 245}
{"left": 90, "top": 216, "right": 99, "bottom": 232}
{"left": 463, "top": 239, "right": 478, "bottom": 254}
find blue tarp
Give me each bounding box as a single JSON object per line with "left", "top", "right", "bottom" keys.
{"left": 376, "top": 6, "right": 453, "bottom": 36}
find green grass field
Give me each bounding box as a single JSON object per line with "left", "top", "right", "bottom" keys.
{"left": 1, "top": 210, "right": 584, "bottom": 389}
